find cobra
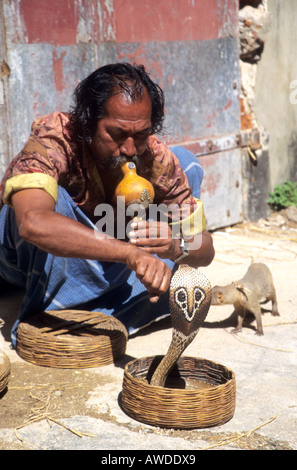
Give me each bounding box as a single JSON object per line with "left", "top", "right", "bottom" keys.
{"left": 150, "top": 265, "right": 212, "bottom": 387}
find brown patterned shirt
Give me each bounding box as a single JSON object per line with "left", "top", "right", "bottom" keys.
{"left": 0, "top": 112, "right": 204, "bottom": 232}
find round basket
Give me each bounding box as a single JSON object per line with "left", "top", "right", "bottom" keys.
{"left": 121, "top": 355, "right": 236, "bottom": 429}
{"left": 0, "top": 351, "right": 11, "bottom": 394}
{"left": 16, "top": 310, "right": 128, "bottom": 369}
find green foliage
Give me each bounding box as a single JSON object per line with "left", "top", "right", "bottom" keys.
{"left": 267, "top": 181, "right": 297, "bottom": 211}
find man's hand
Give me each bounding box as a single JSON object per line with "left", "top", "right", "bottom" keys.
{"left": 128, "top": 219, "right": 215, "bottom": 269}
{"left": 128, "top": 220, "right": 180, "bottom": 261}
{"left": 125, "top": 246, "right": 172, "bottom": 303}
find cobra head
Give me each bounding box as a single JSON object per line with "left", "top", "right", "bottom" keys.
{"left": 169, "top": 266, "right": 212, "bottom": 337}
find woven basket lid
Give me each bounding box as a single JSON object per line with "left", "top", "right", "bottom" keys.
{"left": 121, "top": 355, "right": 236, "bottom": 429}
{"left": 16, "top": 310, "right": 128, "bottom": 369}
{"left": 0, "top": 351, "right": 11, "bottom": 394}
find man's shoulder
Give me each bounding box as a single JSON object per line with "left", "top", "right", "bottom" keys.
{"left": 147, "top": 134, "right": 168, "bottom": 155}
{"left": 31, "top": 112, "right": 71, "bottom": 136}
{"left": 147, "top": 135, "right": 176, "bottom": 166}
{"left": 144, "top": 135, "right": 186, "bottom": 193}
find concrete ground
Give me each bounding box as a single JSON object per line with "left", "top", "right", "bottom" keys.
{"left": 0, "top": 217, "right": 296, "bottom": 451}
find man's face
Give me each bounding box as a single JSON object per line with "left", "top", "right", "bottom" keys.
{"left": 89, "top": 88, "right": 152, "bottom": 170}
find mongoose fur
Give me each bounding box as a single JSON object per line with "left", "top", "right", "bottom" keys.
{"left": 211, "top": 263, "right": 280, "bottom": 336}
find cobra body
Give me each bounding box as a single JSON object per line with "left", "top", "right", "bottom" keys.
{"left": 150, "top": 265, "right": 212, "bottom": 387}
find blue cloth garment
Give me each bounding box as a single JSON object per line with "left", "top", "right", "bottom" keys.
{"left": 0, "top": 147, "right": 203, "bottom": 346}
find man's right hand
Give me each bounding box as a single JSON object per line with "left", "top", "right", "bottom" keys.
{"left": 125, "top": 248, "right": 171, "bottom": 303}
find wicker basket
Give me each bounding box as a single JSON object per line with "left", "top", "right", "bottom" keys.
{"left": 121, "top": 355, "right": 236, "bottom": 429}
{"left": 0, "top": 351, "right": 11, "bottom": 394}
{"left": 16, "top": 310, "right": 128, "bottom": 369}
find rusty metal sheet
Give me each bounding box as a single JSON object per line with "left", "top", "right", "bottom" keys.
{"left": 117, "top": 37, "right": 240, "bottom": 145}
{"left": 1, "top": 0, "right": 242, "bottom": 230}
{"left": 199, "top": 148, "right": 243, "bottom": 230}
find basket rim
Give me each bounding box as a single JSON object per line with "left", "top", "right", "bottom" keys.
{"left": 17, "top": 310, "right": 128, "bottom": 338}
{"left": 124, "top": 355, "right": 236, "bottom": 393}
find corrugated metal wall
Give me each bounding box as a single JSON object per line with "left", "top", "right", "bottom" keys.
{"left": 0, "top": 0, "right": 245, "bottom": 229}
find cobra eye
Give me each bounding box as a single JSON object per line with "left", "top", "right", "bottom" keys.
{"left": 193, "top": 287, "right": 206, "bottom": 308}
{"left": 174, "top": 287, "right": 188, "bottom": 311}
{"left": 195, "top": 290, "right": 202, "bottom": 302}
{"left": 177, "top": 290, "right": 186, "bottom": 303}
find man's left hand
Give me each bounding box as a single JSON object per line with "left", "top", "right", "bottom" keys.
{"left": 128, "top": 220, "right": 180, "bottom": 261}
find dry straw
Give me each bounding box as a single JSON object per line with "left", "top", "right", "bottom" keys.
{"left": 14, "top": 382, "right": 95, "bottom": 441}
{"left": 0, "top": 351, "right": 11, "bottom": 394}
{"left": 16, "top": 310, "right": 128, "bottom": 369}
{"left": 121, "top": 355, "right": 236, "bottom": 429}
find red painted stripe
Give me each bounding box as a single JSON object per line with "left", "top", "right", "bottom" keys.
{"left": 19, "top": 0, "right": 237, "bottom": 45}
{"left": 113, "top": 0, "right": 219, "bottom": 43}
{"left": 20, "top": 0, "right": 77, "bottom": 45}
{"left": 52, "top": 50, "right": 66, "bottom": 92}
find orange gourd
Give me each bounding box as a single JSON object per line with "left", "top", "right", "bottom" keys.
{"left": 114, "top": 162, "right": 154, "bottom": 209}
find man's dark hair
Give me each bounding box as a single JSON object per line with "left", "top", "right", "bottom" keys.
{"left": 69, "top": 63, "right": 165, "bottom": 142}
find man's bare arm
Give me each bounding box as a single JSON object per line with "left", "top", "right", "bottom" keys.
{"left": 11, "top": 188, "right": 171, "bottom": 302}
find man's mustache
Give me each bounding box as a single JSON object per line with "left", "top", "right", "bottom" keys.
{"left": 103, "top": 154, "right": 140, "bottom": 170}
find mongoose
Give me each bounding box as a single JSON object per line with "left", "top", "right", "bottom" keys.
{"left": 211, "top": 263, "right": 279, "bottom": 336}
